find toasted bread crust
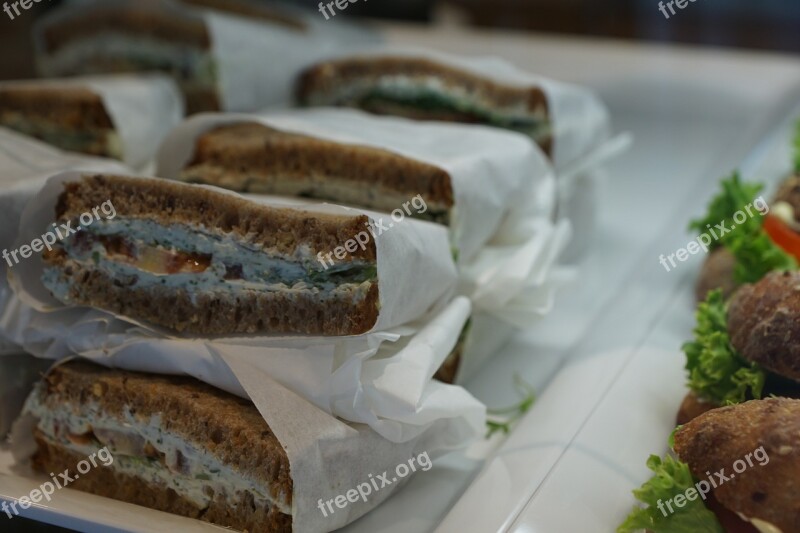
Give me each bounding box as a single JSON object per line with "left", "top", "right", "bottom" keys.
{"left": 31, "top": 361, "right": 292, "bottom": 532}
{"left": 41, "top": 7, "right": 211, "bottom": 52}
{"left": 297, "top": 57, "right": 549, "bottom": 114}
{"left": 56, "top": 175, "right": 377, "bottom": 262}
{"left": 0, "top": 85, "right": 114, "bottom": 129}
{"left": 182, "top": 122, "right": 454, "bottom": 210}
{"left": 727, "top": 271, "right": 800, "bottom": 382}
{"left": 674, "top": 398, "right": 800, "bottom": 533}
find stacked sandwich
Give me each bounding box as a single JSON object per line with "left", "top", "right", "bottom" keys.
{"left": 5, "top": 166, "right": 485, "bottom": 532}
{"left": 0, "top": 3, "right": 619, "bottom": 531}
{"left": 154, "top": 108, "right": 570, "bottom": 382}
{"left": 618, "top": 123, "right": 800, "bottom": 533}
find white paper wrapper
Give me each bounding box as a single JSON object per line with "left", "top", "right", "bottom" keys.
{"left": 36, "top": 0, "right": 380, "bottom": 113}
{"left": 0, "top": 128, "right": 132, "bottom": 355}
{"left": 0, "top": 75, "right": 183, "bottom": 172}
{"left": 10, "top": 171, "right": 456, "bottom": 338}
{"left": 157, "top": 108, "right": 556, "bottom": 264}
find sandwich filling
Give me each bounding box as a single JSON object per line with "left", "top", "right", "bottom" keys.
{"left": 23, "top": 383, "right": 291, "bottom": 515}
{"left": 179, "top": 166, "right": 452, "bottom": 225}
{"left": 303, "top": 76, "right": 552, "bottom": 141}
{"left": 0, "top": 110, "right": 122, "bottom": 159}
{"left": 42, "top": 217, "right": 377, "bottom": 302}
{"left": 40, "top": 33, "right": 216, "bottom": 86}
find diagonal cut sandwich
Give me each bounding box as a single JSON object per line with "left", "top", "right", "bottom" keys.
{"left": 40, "top": 174, "right": 382, "bottom": 336}
{"left": 18, "top": 360, "right": 292, "bottom": 532}
{"left": 0, "top": 83, "right": 121, "bottom": 160}
{"left": 296, "top": 55, "right": 553, "bottom": 154}
{"left": 177, "top": 121, "right": 455, "bottom": 224}
{"left": 619, "top": 397, "right": 799, "bottom": 533}
{"left": 35, "top": 3, "right": 218, "bottom": 114}
{"left": 678, "top": 271, "right": 800, "bottom": 425}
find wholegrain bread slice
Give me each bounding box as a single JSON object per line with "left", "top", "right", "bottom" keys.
{"left": 42, "top": 174, "right": 380, "bottom": 336}
{"left": 26, "top": 360, "right": 292, "bottom": 532}
{"left": 179, "top": 122, "right": 454, "bottom": 223}
{"left": 296, "top": 56, "right": 552, "bottom": 154}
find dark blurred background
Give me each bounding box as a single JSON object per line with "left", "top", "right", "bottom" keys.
{"left": 1, "top": 0, "right": 798, "bottom": 81}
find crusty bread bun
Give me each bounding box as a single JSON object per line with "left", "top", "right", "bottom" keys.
{"left": 674, "top": 398, "right": 800, "bottom": 533}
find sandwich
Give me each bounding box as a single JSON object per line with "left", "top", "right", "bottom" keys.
{"left": 295, "top": 55, "right": 553, "bottom": 155}
{"left": 36, "top": 4, "right": 218, "bottom": 114}
{"left": 18, "top": 359, "right": 292, "bottom": 532}
{"left": 619, "top": 397, "right": 798, "bottom": 533}
{"left": 176, "top": 121, "right": 455, "bottom": 225}
{"left": 694, "top": 123, "right": 800, "bottom": 301}
{"left": 40, "top": 174, "right": 380, "bottom": 336}
{"left": 678, "top": 271, "right": 800, "bottom": 425}
{"left": 0, "top": 82, "right": 122, "bottom": 160}
{"left": 691, "top": 173, "right": 798, "bottom": 302}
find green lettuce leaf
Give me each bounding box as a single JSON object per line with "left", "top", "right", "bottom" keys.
{"left": 689, "top": 172, "right": 796, "bottom": 283}
{"left": 726, "top": 227, "right": 797, "bottom": 284}
{"left": 688, "top": 173, "right": 764, "bottom": 243}
{"left": 682, "top": 290, "right": 766, "bottom": 405}
{"left": 617, "top": 454, "right": 723, "bottom": 533}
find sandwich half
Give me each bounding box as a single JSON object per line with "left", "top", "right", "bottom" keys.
{"left": 678, "top": 271, "right": 800, "bottom": 425}
{"left": 41, "top": 174, "right": 380, "bottom": 336}
{"left": 178, "top": 121, "right": 454, "bottom": 224}
{"left": 620, "top": 397, "right": 800, "bottom": 533}
{"left": 0, "top": 83, "right": 122, "bottom": 159}
{"left": 37, "top": 5, "right": 218, "bottom": 114}
{"left": 296, "top": 56, "right": 553, "bottom": 154}
{"left": 20, "top": 360, "right": 292, "bottom": 532}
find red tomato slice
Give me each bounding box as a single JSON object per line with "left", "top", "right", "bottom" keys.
{"left": 763, "top": 214, "right": 800, "bottom": 262}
